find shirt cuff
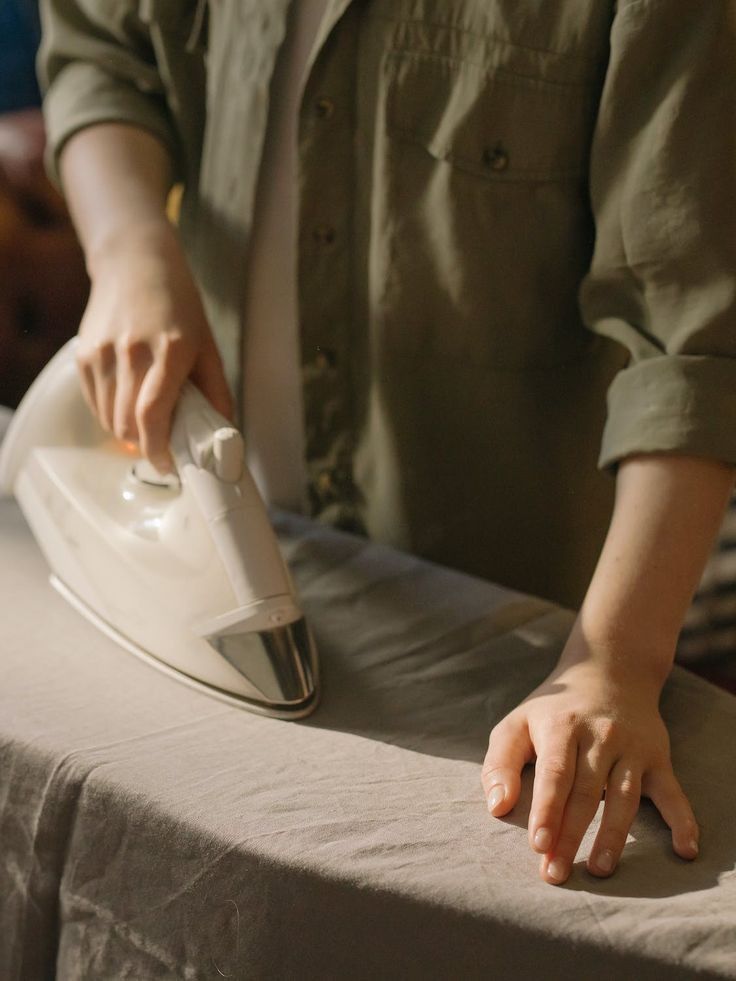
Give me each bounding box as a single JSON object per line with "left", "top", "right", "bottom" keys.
{"left": 599, "top": 355, "right": 736, "bottom": 469}
{"left": 42, "top": 60, "right": 179, "bottom": 184}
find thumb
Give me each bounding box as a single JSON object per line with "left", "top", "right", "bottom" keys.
{"left": 482, "top": 715, "right": 534, "bottom": 817}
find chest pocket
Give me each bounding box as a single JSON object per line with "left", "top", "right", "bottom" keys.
{"left": 385, "top": 48, "right": 597, "bottom": 184}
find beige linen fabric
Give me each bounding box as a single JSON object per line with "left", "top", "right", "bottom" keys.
{"left": 1, "top": 497, "right": 736, "bottom": 979}
{"left": 38, "top": 1, "right": 736, "bottom": 607}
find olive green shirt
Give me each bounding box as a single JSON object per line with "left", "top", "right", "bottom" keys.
{"left": 39, "top": 0, "right": 736, "bottom": 607}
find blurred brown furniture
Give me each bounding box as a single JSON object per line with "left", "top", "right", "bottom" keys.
{"left": 0, "top": 108, "right": 88, "bottom": 408}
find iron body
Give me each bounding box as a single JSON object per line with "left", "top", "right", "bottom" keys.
{"left": 0, "top": 340, "right": 319, "bottom": 718}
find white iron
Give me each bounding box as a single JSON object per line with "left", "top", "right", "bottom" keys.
{"left": 0, "top": 339, "right": 319, "bottom": 718}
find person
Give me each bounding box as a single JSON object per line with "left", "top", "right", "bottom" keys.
{"left": 38, "top": 0, "right": 736, "bottom": 885}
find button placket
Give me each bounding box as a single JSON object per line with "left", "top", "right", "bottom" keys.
{"left": 297, "top": 9, "right": 360, "bottom": 522}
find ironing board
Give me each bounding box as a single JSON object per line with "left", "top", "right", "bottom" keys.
{"left": 1, "top": 417, "right": 736, "bottom": 978}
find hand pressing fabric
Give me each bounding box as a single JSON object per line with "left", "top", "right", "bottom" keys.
{"left": 482, "top": 453, "right": 735, "bottom": 885}
{"left": 482, "top": 638, "right": 697, "bottom": 885}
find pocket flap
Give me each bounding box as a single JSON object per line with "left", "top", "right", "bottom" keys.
{"left": 386, "top": 51, "right": 595, "bottom": 182}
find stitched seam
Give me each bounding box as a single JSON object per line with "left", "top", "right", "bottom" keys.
{"left": 386, "top": 47, "right": 593, "bottom": 92}
{"left": 384, "top": 48, "right": 589, "bottom": 179}
{"left": 366, "top": 11, "right": 601, "bottom": 64}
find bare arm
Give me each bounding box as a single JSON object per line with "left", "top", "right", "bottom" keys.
{"left": 483, "top": 453, "right": 734, "bottom": 884}
{"left": 60, "top": 122, "right": 172, "bottom": 258}
{"left": 60, "top": 123, "right": 232, "bottom": 471}
{"left": 574, "top": 454, "right": 734, "bottom": 681}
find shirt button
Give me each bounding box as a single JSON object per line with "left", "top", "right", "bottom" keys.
{"left": 313, "top": 223, "right": 336, "bottom": 245}
{"left": 315, "top": 97, "right": 335, "bottom": 119}
{"left": 482, "top": 143, "right": 509, "bottom": 172}
{"left": 315, "top": 346, "right": 337, "bottom": 370}
{"left": 317, "top": 469, "right": 335, "bottom": 494}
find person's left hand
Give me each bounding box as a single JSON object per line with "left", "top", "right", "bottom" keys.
{"left": 481, "top": 637, "right": 699, "bottom": 885}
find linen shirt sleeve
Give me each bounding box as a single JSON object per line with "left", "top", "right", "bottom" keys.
{"left": 579, "top": 0, "right": 736, "bottom": 470}
{"left": 37, "top": 0, "right": 180, "bottom": 181}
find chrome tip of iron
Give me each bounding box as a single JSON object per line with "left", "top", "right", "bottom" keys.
{"left": 208, "top": 615, "right": 320, "bottom": 713}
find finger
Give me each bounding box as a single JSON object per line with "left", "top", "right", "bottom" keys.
{"left": 76, "top": 341, "right": 115, "bottom": 431}
{"left": 190, "top": 329, "right": 235, "bottom": 421}
{"left": 542, "top": 750, "right": 606, "bottom": 885}
{"left": 482, "top": 716, "right": 535, "bottom": 817}
{"left": 76, "top": 351, "right": 98, "bottom": 420}
{"left": 528, "top": 734, "right": 577, "bottom": 856}
{"left": 88, "top": 341, "right": 117, "bottom": 432}
{"left": 644, "top": 767, "right": 699, "bottom": 860}
{"left": 113, "top": 338, "right": 153, "bottom": 443}
{"left": 587, "top": 762, "right": 641, "bottom": 877}
{"left": 135, "top": 334, "right": 191, "bottom": 472}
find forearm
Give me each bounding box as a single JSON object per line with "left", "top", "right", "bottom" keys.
{"left": 563, "top": 453, "right": 735, "bottom": 686}
{"left": 60, "top": 123, "right": 231, "bottom": 463}
{"left": 59, "top": 123, "right": 173, "bottom": 272}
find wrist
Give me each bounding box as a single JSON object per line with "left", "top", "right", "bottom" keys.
{"left": 561, "top": 454, "right": 734, "bottom": 694}
{"left": 86, "top": 217, "right": 177, "bottom": 277}
{"left": 556, "top": 613, "right": 674, "bottom": 696}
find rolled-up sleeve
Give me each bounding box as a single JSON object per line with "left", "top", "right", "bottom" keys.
{"left": 38, "top": 0, "right": 179, "bottom": 180}
{"left": 579, "top": 0, "right": 736, "bottom": 469}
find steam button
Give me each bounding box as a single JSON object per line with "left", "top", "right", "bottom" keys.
{"left": 213, "top": 428, "right": 244, "bottom": 482}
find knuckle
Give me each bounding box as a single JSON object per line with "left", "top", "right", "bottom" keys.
{"left": 76, "top": 340, "right": 111, "bottom": 370}
{"left": 652, "top": 751, "right": 673, "bottom": 772}
{"left": 488, "top": 717, "right": 516, "bottom": 746}
{"left": 117, "top": 334, "right": 150, "bottom": 366}
{"left": 481, "top": 772, "right": 500, "bottom": 798}
{"left": 481, "top": 758, "right": 495, "bottom": 778}
{"left": 93, "top": 340, "right": 115, "bottom": 366}
{"left": 548, "top": 711, "right": 579, "bottom": 736}
{"left": 481, "top": 760, "right": 506, "bottom": 783}
{"left": 537, "top": 757, "right": 569, "bottom": 781}
{"left": 136, "top": 398, "right": 167, "bottom": 428}
{"left": 617, "top": 777, "right": 640, "bottom": 804}
{"left": 595, "top": 718, "right": 620, "bottom": 747}
{"left": 487, "top": 721, "right": 506, "bottom": 746}
{"left": 568, "top": 779, "right": 601, "bottom": 804}
{"left": 158, "top": 330, "right": 188, "bottom": 366}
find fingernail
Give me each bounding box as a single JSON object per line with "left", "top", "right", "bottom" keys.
{"left": 546, "top": 858, "right": 568, "bottom": 884}
{"left": 533, "top": 828, "right": 552, "bottom": 852}
{"left": 487, "top": 785, "right": 505, "bottom": 813}
{"left": 595, "top": 849, "right": 614, "bottom": 874}
{"left": 689, "top": 839, "right": 699, "bottom": 857}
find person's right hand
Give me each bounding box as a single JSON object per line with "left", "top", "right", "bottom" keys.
{"left": 76, "top": 221, "right": 233, "bottom": 472}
